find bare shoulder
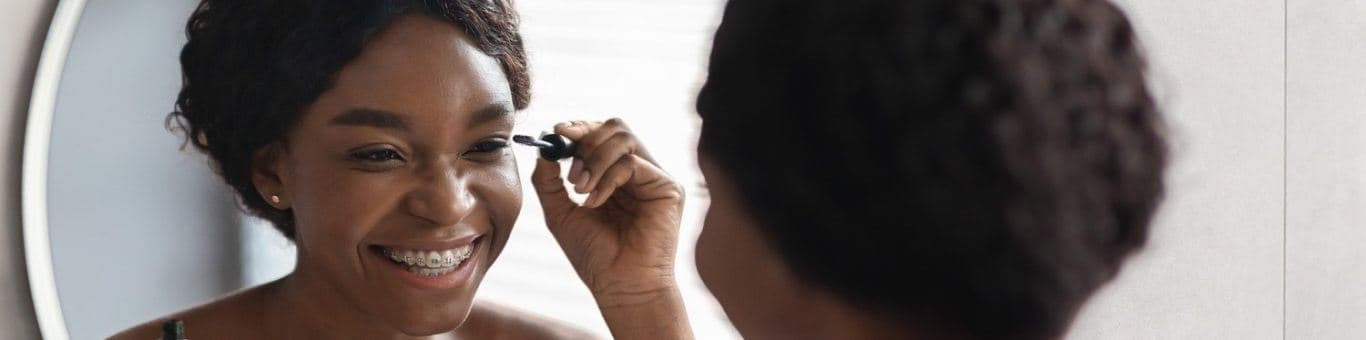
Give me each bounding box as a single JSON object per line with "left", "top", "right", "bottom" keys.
{"left": 107, "top": 284, "right": 273, "bottom": 340}
{"left": 460, "top": 300, "right": 605, "bottom": 340}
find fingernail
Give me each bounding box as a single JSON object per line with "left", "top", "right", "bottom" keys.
{"left": 569, "top": 159, "right": 584, "bottom": 178}
{"left": 577, "top": 169, "right": 592, "bottom": 188}
{"left": 590, "top": 191, "right": 606, "bottom": 208}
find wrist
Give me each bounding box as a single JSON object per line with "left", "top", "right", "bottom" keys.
{"left": 591, "top": 275, "right": 680, "bottom": 308}
{"left": 593, "top": 279, "right": 693, "bottom": 340}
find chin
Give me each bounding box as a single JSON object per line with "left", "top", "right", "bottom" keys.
{"left": 376, "top": 292, "right": 479, "bottom": 336}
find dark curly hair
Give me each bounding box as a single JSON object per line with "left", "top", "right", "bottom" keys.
{"left": 697, "top": 0, "right": 1165, "bottom": 338}
{"left": 170, "top": 0, "right": 528, "bottom": 238}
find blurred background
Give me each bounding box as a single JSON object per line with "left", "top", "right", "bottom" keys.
{"left": 1, "top": 0, "right": 1364, "bottom": 339}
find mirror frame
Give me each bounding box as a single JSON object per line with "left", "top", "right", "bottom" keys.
{"left": 23, "top": 0, "right": 88, "bottom": 339}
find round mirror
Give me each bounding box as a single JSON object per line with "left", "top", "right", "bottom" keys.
{"left": 25, "top": 1, "right": 246, "bottom": 339}
{"left": 23, "top": 1, "right": 735, "bottom": 339}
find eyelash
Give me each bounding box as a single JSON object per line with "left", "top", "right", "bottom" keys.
{"left": 351, "top": 148, "right": 404, "bottom": 163}
{"left": 349, "top": 139, "right": 509, "bottom": 167}
{"left": 465, "top": 139, "right": 510, "bottom": 155}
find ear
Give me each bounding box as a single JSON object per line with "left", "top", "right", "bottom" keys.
{"left": 250, "top": 142, "right": 292, "bottom": 209}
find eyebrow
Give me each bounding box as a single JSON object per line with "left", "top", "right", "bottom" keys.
{"left": 469, "top": 101, "right": 515, "bottom": 127}
{"left": 327, "top": 102, "right": 513, "bottom": 131}
{"left": 328, "top": 108, "right": 409, "bottom": 131}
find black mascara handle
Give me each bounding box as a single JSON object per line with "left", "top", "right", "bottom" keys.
{"left": 539, "top": 133, "right": 576, "bottom": 161}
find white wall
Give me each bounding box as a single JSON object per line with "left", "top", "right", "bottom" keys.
{"left": 1067, "top": 1, "right": 1287, "bottom": 338}
{"left": 1286, "top": 1, "right": 1366, "bottom": 339}
{"left": 0, "top": 0, "right": 54, "bottom": 338}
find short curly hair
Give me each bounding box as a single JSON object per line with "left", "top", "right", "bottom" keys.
{"left": 170, "top": 0, "right": 529, "bottom": 238}
{"left": 698, "top": 0, "right": 1165, "bottom": 338}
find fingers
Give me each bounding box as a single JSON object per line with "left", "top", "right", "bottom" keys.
{"left": 550, "top": 118, "right": 678, "bottom": 208}
{"left": 553, "top": 120, "right": 601, "bottom": 141}
{"left": 584, "top": 154, "right": 682, "bottom": 208}
{"left": 573, "top": 119, "right": 630, "bottom": 160}
{"left": 555, "top": 119, "right": 660, "bottom": 192}
{"left": 569, "top": 158, "right": 589, "bottom": 192}
{"left": 580, "top": 132, "right": 636, "bottom": 193}
{"left": 531, "top": 157, "right": 575, "bottom": 222}
{"left": 556, "top": 121, "right": 601, "bottom": 190}
{"left": 576, "top": 119, "right": 658, "bottom": 164}
{"left": 583, "top": 155, "right": 635, "bottom": 208}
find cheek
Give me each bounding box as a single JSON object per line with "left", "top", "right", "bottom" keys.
{"left": 696, "top": 196, "right": 795, "bottom": 337}
{"left": 290, "top": 165, "right": 392, "bottom": 258}
{"left": 473, "top": 162, "right": 522, "bottom": 258}
{"left": 695, "top": 210, "right": 724, "bottom": 291}
{"left": 696, "top": 204, "right": 751, "bottom": 306}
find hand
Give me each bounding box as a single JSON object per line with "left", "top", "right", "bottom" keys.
{"left": 530, "top": 118, "right": 685, "bottom": 303}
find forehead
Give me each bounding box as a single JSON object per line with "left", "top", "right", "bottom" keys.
{"left": 306, "top": 13, "right": 513, "bottom": 127}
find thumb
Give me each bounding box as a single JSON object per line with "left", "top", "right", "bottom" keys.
{"left": 531, "top": 157, "right": 576, "bottom": 224}
{"left": 553, "top": 120, "right": 601, "bottom": 141}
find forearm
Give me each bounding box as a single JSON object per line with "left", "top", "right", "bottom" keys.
{"left": 594, "top": 282, "right": 694, "bottom": 340}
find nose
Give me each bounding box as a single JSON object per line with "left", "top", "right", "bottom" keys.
{"left": 404, "top": 163, "right": 476, "bottom": 227}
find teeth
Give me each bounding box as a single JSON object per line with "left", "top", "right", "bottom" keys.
{"left": 426, "top": 251, "right": 441, "bottom": 267}
{"left": 382, "top": 244, "right": 475, "bottom": 271}
{"left": 403, "top": 251, "right": 418, "bottom": 266}
{"left": 442, "top": 250, "right": 456, "bottom": 266}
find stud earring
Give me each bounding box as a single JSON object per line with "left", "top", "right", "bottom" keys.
{"left": 270, "top": 195, "right": 281, "bottom": 204}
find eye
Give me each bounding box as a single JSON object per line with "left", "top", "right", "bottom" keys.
{"left": 351, "top": 148, "right": 404, "bottom": 162}
{"left": 348, "top": 146, "right": 407, "bottom": 172}
{"left": 465, "top": 139, "right": 510, "bottom": 155}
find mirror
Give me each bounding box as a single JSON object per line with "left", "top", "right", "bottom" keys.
{"left": 23, "top": 0, "right": 1366, "bottom": 339}
{"left": 24, "top": 0, "right": 734, "bottom": 339}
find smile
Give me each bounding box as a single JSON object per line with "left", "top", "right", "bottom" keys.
{"left": 380, "top": 244, "right": 474, "bottom": 277}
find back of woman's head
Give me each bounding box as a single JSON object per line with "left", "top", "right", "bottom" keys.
{"left": 172, "top": 0, "right": 528, "bottom": 238}
{"left": 697, "top": 0, "right": 1165, "bottom": 338}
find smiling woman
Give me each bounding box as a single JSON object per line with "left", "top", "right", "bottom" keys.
{"left": 106, "top": 0, "right": 598, "bottom": 339}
